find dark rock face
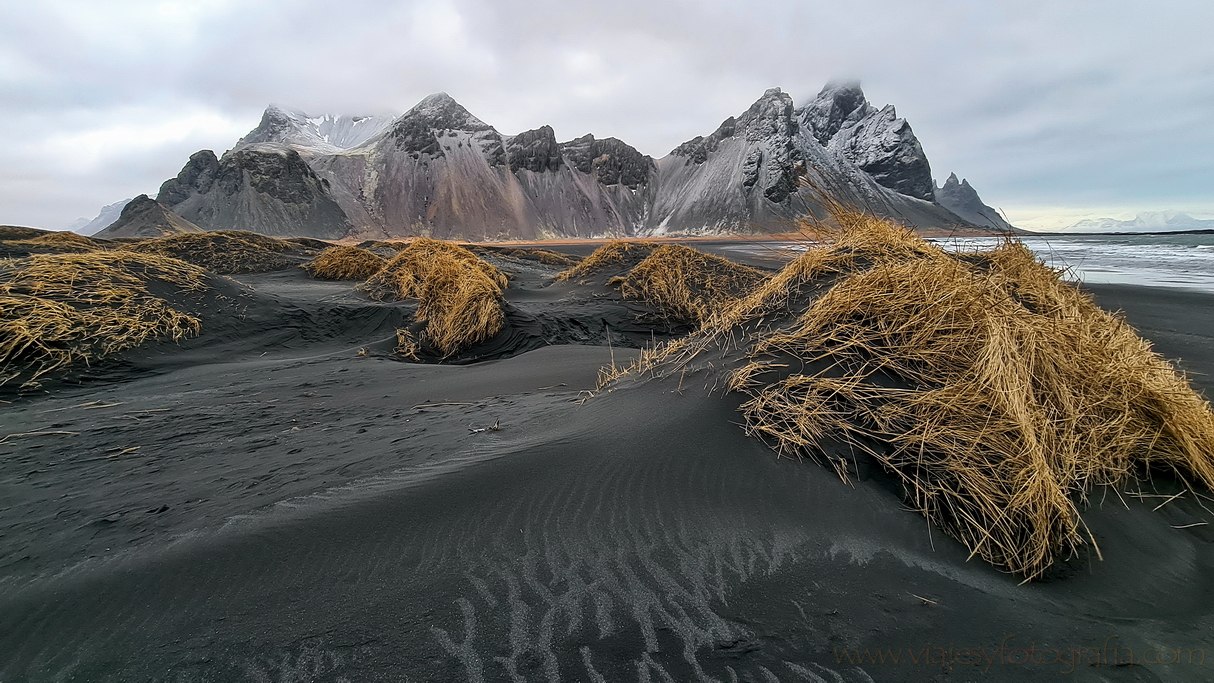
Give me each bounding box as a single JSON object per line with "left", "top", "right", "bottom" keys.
{"left": 560, "top": 135, "right": 654, "bottom": 188}
{"left": 227, "top": 148, "right": 327, "bottom": 204}
{"left": 671, "top": 117, "right": 736, "bottom": 164}
{"left": 389, "top": 93, "right": 498, "bottom": 158}
{"left": 935, "top": 173, "right": 1015, "bottom": 232}
{"left": 671, "top": 89, "right": 803, "bottom": 204}
{"left": 506, "top": 127, "right": 564, "bottom": 173}
{"left": 158, "top": 150, "right": 220, "bottom": 206}
{"left": 800, "top": 83, "right": 935, "bottom": 201}
{"left": 150, "top": 87, "right": 1001, "bottom": 239}
{"left": 802, "top": 81, "right": 870, "bottom": 145}
{"left": 238, "top": 106, "right": 298, "bottom": 148}
{"left": 743, "top": 89, "right": 803, "bottom": 203}
{"left": 157, "top": 146, "right": 352, "bottom": 238}
{"left": 94, "top": 195, "right": 203, "bottom": 239}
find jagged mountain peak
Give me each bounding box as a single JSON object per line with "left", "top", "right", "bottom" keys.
{"left": 670, "top": 88, "right": 797, "bottom": 162}
{"left": 399, "top": 92, "right": 490, "bottom": 129}
{"left": 738, "top": 87, "right": 797, "bottom": 140}
{"left": 803, "top": 81, "right": 874, "bottom": 145}
{"left": 238, "top": 105, "right": 395, "bottom": 153}
{"left": 559, "top": 134, "right": 654, "bottom": 189}
{"left": 505, "top": 125, "right": 563, "bottom": 173}
{"left": 815, "top": 79, "right": 866, "bottom": 102}
{"left": 935, "top": 171, "right": 1014, "bottom": 232}
{"left": 940, "top": 172, "right": 975, "bottom": 191}
{"left": 148, "top": 80, "right": 1008, "bottom": 240}
{"left": 385, "top": 92, "right": 497, "bottom": 156}
{"left": 799, "top": 82, "right": 934, "bottom": 201}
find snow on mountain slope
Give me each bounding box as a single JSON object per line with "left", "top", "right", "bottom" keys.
{"left": 236, "top": 105, "right": 395, "bottom": 155}
{"left": 1067, "top": 211, "right": 1214, "bottom": 233}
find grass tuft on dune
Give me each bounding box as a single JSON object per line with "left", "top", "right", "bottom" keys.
{"left": 555, "top": 241, "right": 655, "bottom": 282}
{"left": 500, "top": 247, "right": 579, "bottom": 267}
{"left": 362, "top": 238, "right": 507, "bottom": 357}
{"left": 607, "top": 207, "right": 1214, "bottom": 579}
{"left": 121, "top": 231, "right": 297, "bottom": 274}
{"left": 303, "top": 245, "right": 386, "bottom": 281}
{"left": 0, "top": 251, "right": 206, "bottom": 388}
{"left": 3, "top": 231, "right": 108, "bottom": 255}
{"left": 610, "top": 244, "right": 767, "bottom": 324}
{"left": 0, "top": 226, "right": 48, "bottom": 241}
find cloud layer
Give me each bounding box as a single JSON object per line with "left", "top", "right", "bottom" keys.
{"left": 2, "top": 0, "right": 1211, "bottom": 229}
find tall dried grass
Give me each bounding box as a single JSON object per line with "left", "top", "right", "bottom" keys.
{"left": 555, "top": 241, "right": 655, "bottom": 282}
{"left": 303, "top": 245, "right": 386, "bottom": 280}
{"left": 604, "top": 206, "right": 1214, "bottom": 579}
{"left": 122, "top": 231, "right": 296, "bottom": 274}
{"left": 362, "top": 238, "right": 507, "bottom": 357}
{"left": 0, "top": 251, "right": 206, "bottom": 388}
{"left": 610, "top": 244, "right": 767, "bottom": 324}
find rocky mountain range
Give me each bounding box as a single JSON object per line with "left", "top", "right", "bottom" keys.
{"left": 96, "top": 82, "right": 1014, "bottom": 239}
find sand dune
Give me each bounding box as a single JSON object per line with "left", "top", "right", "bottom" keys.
{"left": 1, "top": 242, "right": 1212, "bottom": 681}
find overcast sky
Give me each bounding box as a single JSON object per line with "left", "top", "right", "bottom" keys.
{"left": 2, "top": 0, "right": 1211, "bottom": 230}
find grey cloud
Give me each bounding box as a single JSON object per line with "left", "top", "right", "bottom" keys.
{"left": 1, "top": 0, "right": 1211, "bottom": 228}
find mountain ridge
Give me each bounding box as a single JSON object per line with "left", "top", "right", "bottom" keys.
{"left": 94, "top": 194, "right": 205, "bottom": 238}
{"left": 150, "top": 84, "right": 1013, "bottom": 239}
{"left": 935, "top": 172, "right": 1014, "bottom": 232}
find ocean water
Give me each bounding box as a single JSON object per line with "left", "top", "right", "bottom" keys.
{"left": 933, "top": 233, "right": 1214, "bottom": 293}
{"left": 726, "top": 233, "right": 1214, "bottom": 293}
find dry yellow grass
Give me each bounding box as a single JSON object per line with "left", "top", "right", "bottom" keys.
{"left": 603, "top": 206, "right": 1214, "bottom": 579}
{"left": 362, "top": 238, "right": 507, "bottom": 357}
{"left": 303, "top": 245, "right": 386, "bottom": 280}
{"left": 4, "top": 231, "right": 107, "bottom": 254}
{"left": 0, "top": 226, "right": 47, "bottom": 241}
{"left": 501, "top": 248, "right": 578, "bottom": 267}
{"left": 122, "top": 230, "right": 296, "bottom": 274}
{"left": 610, "top": 244, "right": 767, "bottom": 324}
{"left": 555, "top": 241, "right": 655, "bottom": 281}
{"left": 394, "top": 328, "right": 421, "bottom": 360}
{"left": 0, "top": 251, "right": 206, "bottom": 388}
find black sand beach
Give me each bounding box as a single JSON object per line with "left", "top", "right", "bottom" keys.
{"left": 2, "top": 246, "right": 1213, "bottom": 681}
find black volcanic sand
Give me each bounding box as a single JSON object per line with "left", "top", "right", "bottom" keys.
{"left": 2, "top": 247, "right": 1214, "bottom": 682}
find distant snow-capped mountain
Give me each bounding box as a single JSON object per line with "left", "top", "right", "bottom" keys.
{"left": 68, "top": 197, "right": 134, "bottom": 235}
{"left": 1067, "top": 211, "right": 1214, "bottom": 233}
{"left": 123, "top": 83, "right": 1013, "bottom": 240}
